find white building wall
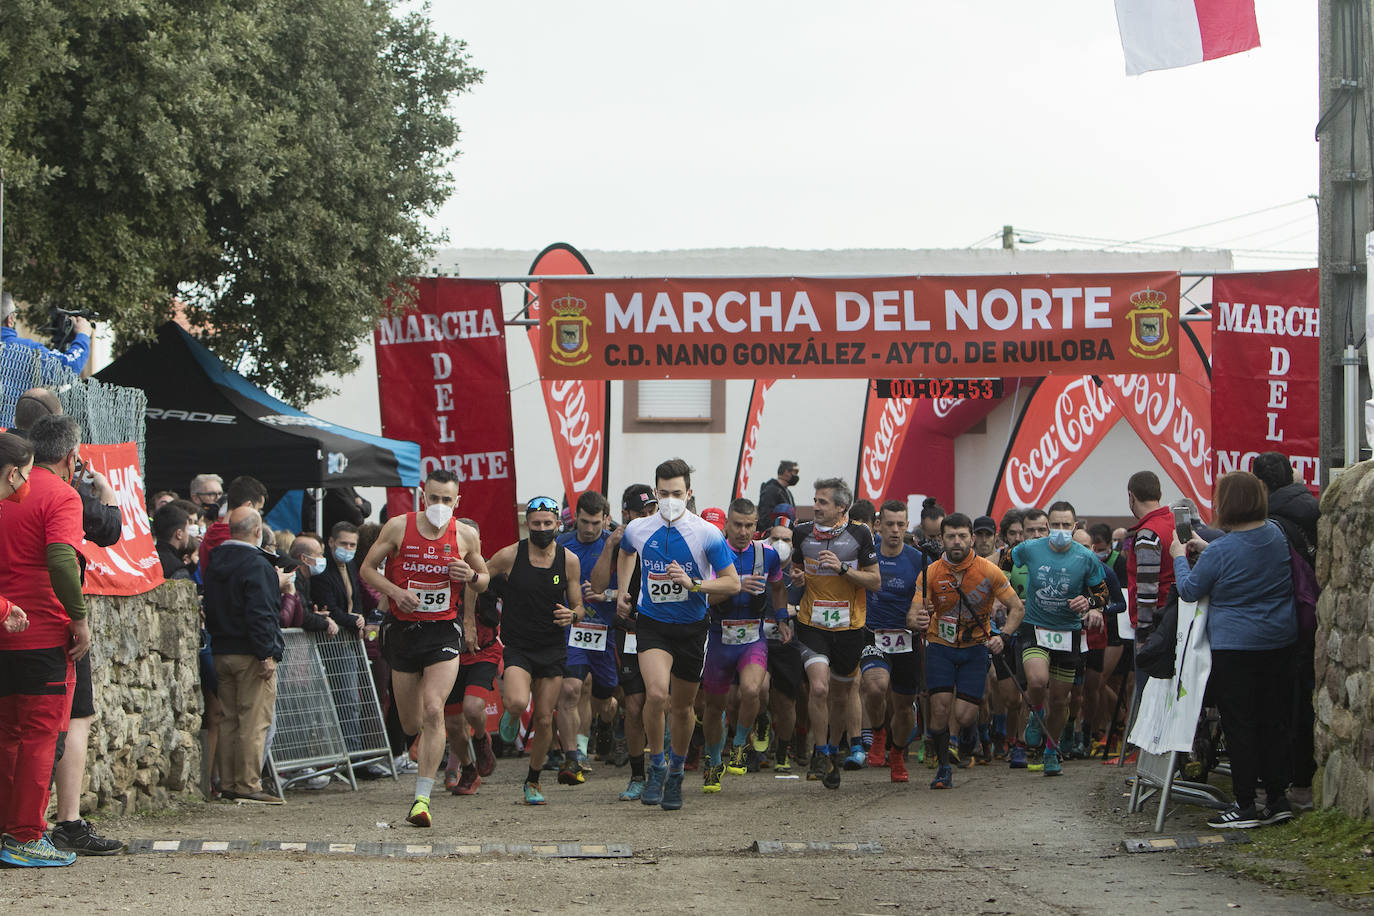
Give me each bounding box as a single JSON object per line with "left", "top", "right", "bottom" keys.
{"left": 308, "top": 246, "right": 1229, "bottom": 520}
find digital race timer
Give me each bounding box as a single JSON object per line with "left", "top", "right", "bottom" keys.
{"left": 874, "top": 378, "right": 1005, "bottom": 399}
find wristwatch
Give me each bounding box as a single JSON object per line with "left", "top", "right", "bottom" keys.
{"left": 838, "top": 562, "right": 852, "bottom": 575}
{"left": 690, "top": 578, "right": 703, "bottom": 592}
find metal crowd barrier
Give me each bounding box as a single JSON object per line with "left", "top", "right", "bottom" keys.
{"left": 267, "top": 629, "right": 358, "bottom": 791}
{"left": 313, "top": 628, "right": 397, "bottom": 780}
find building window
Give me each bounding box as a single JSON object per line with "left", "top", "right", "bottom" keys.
{"left": 623, "top": 380, "right": 725, "bottom": 433}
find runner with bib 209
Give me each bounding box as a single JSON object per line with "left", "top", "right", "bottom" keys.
{"left": 615, "top": 458, "right": 740, "bottom": 812}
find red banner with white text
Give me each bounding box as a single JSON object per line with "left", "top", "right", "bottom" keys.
{"left": 375, "top": 278, "right": 517, "bottom": 550}
{"left": 1098, "top": 322, "right": 1214, "bottom": 520}
{"left": 1211, "top": 269, "right": 1320, "bottom": 493}
{"left": 988, "top": 377, "right": 1122, "bottom": 520}
{"left": 526, "top": 244, "right": 610, "bottom": 509}
{"left": 535, "top": 273, "right": 1181, "bottom": 379}
{"left": 733, "top": 379, "right": 774, "bottom": 500}
{"left": 79, "top": 442, "right": 165, "bottom": 596}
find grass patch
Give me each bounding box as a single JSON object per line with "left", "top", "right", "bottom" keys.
{"left": 1224, "top": 808, "right": 1374, "bottom": 899}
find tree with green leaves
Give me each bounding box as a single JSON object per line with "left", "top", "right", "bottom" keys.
{"left": 0, "top": 0, "right": 481, "bottom": 404}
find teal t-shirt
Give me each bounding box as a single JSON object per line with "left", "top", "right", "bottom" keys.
{"left": 1010, "top": 538, "right": 1105, "bottom": 630}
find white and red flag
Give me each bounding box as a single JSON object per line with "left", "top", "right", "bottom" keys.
{"left": 1114, "top": 0, "right": 1260, "bottom": 75}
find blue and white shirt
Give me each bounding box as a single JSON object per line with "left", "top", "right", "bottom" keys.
{"left": 622, "top": 511, "right": 735, "bottom": 624}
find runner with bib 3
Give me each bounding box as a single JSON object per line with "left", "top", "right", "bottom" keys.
{"left": 701, "top": 499, "right": 789, "bottom": 792}
{"left": 859, "top": 500, "right": 928, "bottom": 783}
{"left": 1010, "top": 501, "right": 1108, "bottom": 777}
{"left": 913, "top": 513, "right": 1023, "bottom": 790}
{"left": 790, "top": 478, "right": 881, "bottom": 789}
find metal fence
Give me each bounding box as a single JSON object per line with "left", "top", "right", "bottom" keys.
{"left": 267, "top": 629, "right": 357, "bottom": 790}
{"left": 0, "top": 343, "right": 146, "bottom": 466}
{"left": 313, "top": 629, "right": 396, "bottom": 778}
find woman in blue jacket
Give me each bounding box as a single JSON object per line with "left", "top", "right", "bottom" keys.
{"left": 1170, "top": 470, "right": 1297, "bottom": 830}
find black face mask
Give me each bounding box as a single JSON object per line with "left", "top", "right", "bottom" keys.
{"left": 529, "top": 528, "right": 557, "bottom": 548}
{"left": 785, "top": 473, "right": 799, "bottom": 487}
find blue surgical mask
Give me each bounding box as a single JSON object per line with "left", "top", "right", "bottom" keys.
{"left": 334, "top": 547, "right": 356, "bottom": 564}
{"left": 309, "top": 556, "right": 328, "bottom": 575}
{"left": 1047, "top": 529, "right": 1073, "bottom": 549}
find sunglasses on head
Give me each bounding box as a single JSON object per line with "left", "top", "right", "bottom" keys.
{"left": 526, "top": 496, "right": 559, "bottom": 513}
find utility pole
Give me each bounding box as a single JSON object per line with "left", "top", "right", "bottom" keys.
{"left": 1318, "top": 0, "right": 1374, "bottom": 482}
{"left": 1002, "top": 225, "right": 1015, "bottom": 250}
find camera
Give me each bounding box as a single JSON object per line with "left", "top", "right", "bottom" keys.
{"left": 41, "top": 306, "right": 98, "bottom": 351}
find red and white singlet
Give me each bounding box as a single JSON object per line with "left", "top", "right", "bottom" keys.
{"left": 383, "top": 513, "right": 464, "bottom": 622}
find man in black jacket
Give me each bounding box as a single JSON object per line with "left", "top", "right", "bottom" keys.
{"left": 153, "top": 503, "right": 195, "bottom": 581}
{"left": 757, "top": 460, "right": 799, "bottom": 533}
{"left": 204, "top": 507, "right": 287, "bottom": 804}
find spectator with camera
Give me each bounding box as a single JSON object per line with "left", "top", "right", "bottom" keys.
{"left": 1, "top": 293, "right": 93, "bottom": 375}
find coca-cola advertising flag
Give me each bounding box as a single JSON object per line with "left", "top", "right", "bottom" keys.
{"left": 1212, "top": 269, "right": 1320, "bottom": 493}
{"left": 855, "top": 384, "right": 916, "bottom": 505}
{"left": 79, "top": 442, "right": 165, "bottom": 596}
{"left": 733, "top": 379, "right": 774, "bottom": 500}
{"left": 375, "top": 278, "right": 518, "bottom": 549}
{"left": 525, "top": 244, "right": 610, "bottom": 509}
{"left": 1098, "top": 322, "right": 1214, "bottom": 520}
{"left": 988, "top": 377, "right": 1122, "bottom": 520}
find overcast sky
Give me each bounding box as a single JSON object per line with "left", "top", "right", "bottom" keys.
{"left": 425, "top": 2, "right": 1317, "bottom": 268}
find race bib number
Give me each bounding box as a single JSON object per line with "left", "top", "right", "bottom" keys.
{"left": 647, "top": 572, "right": 689, "bottom": 604}
{"left": 622, "top": 633, "right": 637, "bottom": 655}
{"left": 936, "top": 617, "right": 958, "bottom": 643}
{"left": 409, "top": 580, "right": 451, "bottom": 614}
{"left": 1034, "top": 627, "right": 1075, "bottom": 652}
{"left": 568, "top": 622, "right": 608, "bottom": 652}
{"left": 762, "top": 620, "right": 782, "bottom": 642}
{"left": 1117, "top": 610, "right": 1135, "bottom": 640}
{"left": 874, "top": 628, "right": 914, "bottom": 654}
{"left": 812, "top": 599, "right": 851, "bottom": 629}
{"left": 721, "top": 619, "right": 761, "bottom": 646}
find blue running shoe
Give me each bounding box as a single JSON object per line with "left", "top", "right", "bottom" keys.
{"left": 1024, "top": 714, "right": 1043, "bottom": 749}
{"left": 1042, "top": 748, "right": 1062, "bottom": 776}
{"left": 0, "top": 833, "right": 76, "bottom": 867}
{"left": 641, "top": 763, "right": 667, "bottom": 806}
{"left": 930, "top": 765, "right": 953, "bottom": 789}
{"left": 842, "top": 747, "right": 867, "bottom": 771}
{"left": 661, "top": 770, "right": 685, "bottom": 810}
{"left": 1009, "top": 744, "right": 1028, "bottom": 769}
{"left": 619, "top": 777, "right": 646, "bottom": 801}
{"left": 498, "top": 711, "right": 518, "bottom": 744}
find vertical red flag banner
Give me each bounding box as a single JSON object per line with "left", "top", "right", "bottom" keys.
{"left": 1098, "top": 321, "right": 1215, "bottom": 520}
{"left": 855, "top": 385, "right": 915, "bottom": 506}
{"left": 79, "top": 442, "right": 165, "bottom": 596}
{"left": 987, "top": 377, "right": 1122, "bottom": 520}
{"left": 524, "top": 244, "right": 610, "bottom": 509}
{"left": 733, "top": 380, "right": 774, "bottom": 500}
{"left": 1211, "top": 269, "right": 1320, "bottom": 493}
{"left": 375, "top": 278, "right": 518, "bottom": 550}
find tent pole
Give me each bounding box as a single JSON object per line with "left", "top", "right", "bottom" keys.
{"left": 314, "top": 487, "right": 324, "bottom": 535}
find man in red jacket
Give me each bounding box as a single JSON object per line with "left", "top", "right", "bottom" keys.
{"left": 199, "top": 476, "right": 268, "bottom": 575}
{"left": 1125, "top": 470, "right": 1177, "bottom": 643}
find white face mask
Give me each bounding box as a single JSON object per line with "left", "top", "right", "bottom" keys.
{"left": 658, "top": 497, "right": 687, "bottom": 523}
{"left": 425, "top": 502, "right": 454, "bottom": 529}
{"left": 309, "top": 556, "right": 327, "bottom": 575}
{"left": 770, "top": 538, "right": 792, "bottom": 564}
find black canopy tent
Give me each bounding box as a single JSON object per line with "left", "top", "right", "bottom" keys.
{"left": 97, "top": 322, "right": 421, "bottom": 497}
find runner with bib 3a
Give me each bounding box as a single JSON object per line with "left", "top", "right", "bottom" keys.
{"left": 859, "top": 499, "right": 927, "bottom": 783}
{"left": 791, "top": 477, "right": 882, "bottom": 789}
{"left": 1010, "top": 500, "right": 1108, "bottom": 777}
{"left": 487, "top": 497, "right": 585, "bottom": 806}
{"left": 701, "top": 498, "right": 789, "bottom": 793}
{"left": 615, "top": 458, "right": 740, "bottom": 811}
{"left": 913, "top": 513, "right": 1023, "bottom": 789}
{"left": 361, "top": 469, "right": 490, "bottom": 828}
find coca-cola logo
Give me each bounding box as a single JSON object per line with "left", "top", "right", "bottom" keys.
{"left": 860, "top": 396, "right": 911, "bottom": 500}
{"left": 548, "top": 380, "right": 602, "bottom": 491}
{"left": 1004, "top": 378, "right": 1118, "bottom": 508}
{"left": 736, "top": 382, "right": 773, "bottom": 497}
{"left": 1104, "top": 373, "right": 1213, "bottom": 509}
{"left": 932, "top": 396, "right": 962, "bottom": 419}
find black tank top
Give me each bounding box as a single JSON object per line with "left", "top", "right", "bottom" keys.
{"left": 502, "top": 540, "right": 568, "bottom": 652}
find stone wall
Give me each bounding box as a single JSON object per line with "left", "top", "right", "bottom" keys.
{"left": 78, "top": 580, "right": 204, "bottom": 815}
{"left": 1314, "top": 460, "right": 1374, "bottom": 818}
